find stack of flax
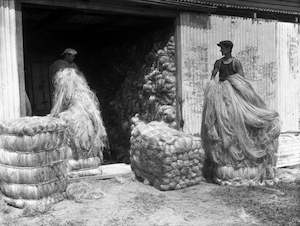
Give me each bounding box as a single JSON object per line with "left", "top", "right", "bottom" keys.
{"left": 130, "top": 117, "right": 204, "bottom": 191}
{"left": 112, "top": 35, "right": 177, "bottom": 124}
{"left": 0, "top": 116, "right": 71, "bottom": 208}
{"left": 109, "top": 35, "right": 177, "bottom": 161}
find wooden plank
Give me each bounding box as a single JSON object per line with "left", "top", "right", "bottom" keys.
{"left": 125, "top": 0, "right": 216, "bottom": 12}
{"left": 278, "top": 153, "right": 300, "bottom": 159}
{"left": 278, "top": 156, "right": 300, "bottom": 162}
{"left": 102, "top": 163, "right": 132, "bottom": 176}
{"left": 280, "top": 131, "right": 300, "bottom": 134}
{"left": 175, "top": 14, "right": 183, "bottom": 131}
{"left": 277, "top": 160, "right": 300, "bottom": 168}
{"left": 278, "top": 155, "right": 300, "bottom": 160}
{"left": 17, "top": 0, "right": 178, "bottom": 18}
{"left": 277, "top": 153, "right": 300, "bottom": 167}
{"left": 69, "top": 163, "right": 132, "bottom": 182}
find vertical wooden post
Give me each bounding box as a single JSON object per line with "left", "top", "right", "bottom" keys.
{"left": 0, "top": 0, "right": 21, "bottom": 120}
{"left": 15, "top": 1, "right": 26, "bottom": 117}
{"left": 175, "top": 13, "right": 183, "bottom": 131}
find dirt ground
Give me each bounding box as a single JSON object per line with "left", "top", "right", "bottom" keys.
{"left": 0, "top": 168, "right": 299, "bottom": 226}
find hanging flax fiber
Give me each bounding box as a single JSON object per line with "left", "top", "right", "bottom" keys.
{"left": 50, "top": 68, "right": 108, "bottom": 176}
{"left": 201, "top": 74, "right": 280, "bottom": 185}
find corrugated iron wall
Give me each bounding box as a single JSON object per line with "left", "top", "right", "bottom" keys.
{"left": 276, "top": 22, "right": 300, "bottom": 167}
{"left": 0, "top": 0, "right": 21, "bottom": 120}
{"left": 179, "top": 13, "right": 278, "bottom": 135}
{"left": 277, "top": 22, "right": 300, "bottom": 131}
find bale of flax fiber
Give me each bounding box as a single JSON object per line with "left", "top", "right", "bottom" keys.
{"left": 50, "top": 68, "right": 108, "bottom": 177}
{"left": 67, "top": 157, "right": 102, "bottom": 178}
{"left": 130, "top": 117, "right": 204, "bottom": 191}
{"left": 201, "top": 76, "right": 281, "bottom": 186}
{"left": 0, "top": 116, "right": 71, "bottom": 208}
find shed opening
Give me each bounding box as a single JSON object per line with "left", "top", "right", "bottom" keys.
{"left": 22, "top": 5, "right": 176, "bottom": 163}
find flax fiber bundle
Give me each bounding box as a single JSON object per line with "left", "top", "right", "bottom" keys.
{"left": 67, "top": 157, "right": 102, "bottom": 178}
{"left": 201, "top": 74, "right": 280, "bottom": 185}
{"left": 0, "top": 147, "right": 70, "bottom": 167}
{"left": 0, "top": 162, "right": 67, "bottom": 184}
{"left": 0, "top": 116, "right": 71, "bottom": 208}
{"left": 3, "top": 193, "right": 64, "bottom": 209}
{"left": 0, "top": 179, "right": 68, "bottom": 200}
{"left": 50, "top": 68, "right": 107, "bottom": 175}
{"left": 130, "top": 117, "right": 204, "bottom": 191}
{"left": 109, "top": 34, "right": 176, "bottom": 162}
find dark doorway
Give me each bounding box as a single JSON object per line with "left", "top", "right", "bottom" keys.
{"left": 22, "top": 4, "right": 175, "bottom": 163}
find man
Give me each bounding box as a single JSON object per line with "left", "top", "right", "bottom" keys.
{"left": 201, "top": 40, "right": 280, "bottom": 185}
{"left": 211, "top": 40, "right": 244, "bottom": 80}
{"left": 49, "top": 48, "right": 79, "bottom": 104}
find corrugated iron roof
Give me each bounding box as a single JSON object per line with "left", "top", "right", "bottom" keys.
{"left": 129, "top": 0, "right": 300, "bottom": 16}
{"left": 179, "top": 0, "right": 300, "bottom": 15}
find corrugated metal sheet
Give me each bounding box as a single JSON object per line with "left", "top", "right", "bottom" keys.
{"left": 129, "top": 0, "right": 300, "bottom": 15}
{"left": 179, "top": 12, "right": 300, "bottom": 167}
{"left": 277, "top": 22, "right": 300, "bottom": 131}
{"left": 179, "top": 13, "right": 278, "bottom": 135}
{"left": 277, "top": 133, "right": 300, "bottom": 167}
{"left": 178, "top": 0, "right": 300, "bottom": 15}
{"left": 0, "top": 0, "right": 21, "bottom": 120}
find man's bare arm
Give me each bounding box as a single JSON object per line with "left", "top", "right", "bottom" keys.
{"left": 234, "top": 59, "right": 245, "bottom": 77}
{"left": 211, "top": 60, "right": 220, "bottom": 80}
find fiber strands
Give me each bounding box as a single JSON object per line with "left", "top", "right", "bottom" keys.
{"left": 108, "top": 34, "right": 176, "bottom": 162}
{"left": 130, "top": 117, "right": 204, "bottom": 191}
{"left": 67, "top": 157, "right": 102, "bottom": 178}
{"left": 50, "top": 68, "right": 107, "bottom": 174}
{"left": 0, "top": 116, "right": 71, "bottom": 208}
{"left": 201, "top": 74, "right": 280, "bottom": 185}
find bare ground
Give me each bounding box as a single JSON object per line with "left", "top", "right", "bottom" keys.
{"left": 0, "top": 168, "right": 299, "bottom": 226}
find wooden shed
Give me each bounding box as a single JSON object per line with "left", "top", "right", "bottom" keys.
{"left": 0, "top": 0, "right": 299, "bottom": 165}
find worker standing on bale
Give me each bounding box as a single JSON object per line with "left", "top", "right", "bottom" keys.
{"left": 201, "top": 40, "right": 280, "bottom": 185}
{"left": 49, "top": 48, "right": 79, "bottom": 105}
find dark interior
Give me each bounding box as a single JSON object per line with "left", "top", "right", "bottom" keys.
{"left": 22, "top": 4, "right": 174, "bottom": 162}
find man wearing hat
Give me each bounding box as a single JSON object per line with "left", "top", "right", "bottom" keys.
{"left": 49, "top": 48, "right": 79, "bottom": 105}
{"left": 201, "top": 40, "right": 280, "bottom": 185}
{"left": 211, "top": 40, "right": 244, "bottom": 80}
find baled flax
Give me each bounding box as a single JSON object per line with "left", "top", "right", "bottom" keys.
{"left": 201, "top": 74, "right": 280, "bottom": 184}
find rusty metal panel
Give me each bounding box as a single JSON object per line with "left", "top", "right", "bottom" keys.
{"left": 0, "top": 0, "right": 21, "bottom": 120}
{"left": 276, "top": 22, "right": 300, "bottom": 131}
{"left": 179, "top": 12, "right": 278, "bottom": 135}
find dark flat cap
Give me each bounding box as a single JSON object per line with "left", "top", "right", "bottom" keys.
{"left": 217, "top": 40, "right": 233, "bottom": 48}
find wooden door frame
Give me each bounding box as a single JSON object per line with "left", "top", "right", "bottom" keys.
{"left": 15, "top": 1, "right": 26, "bottom": 116}
{"left": 175, "top": 15, "right": 183, "bottom": 130}
{"left": 16, "top": 0, "right": 178, "bottom": 18}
